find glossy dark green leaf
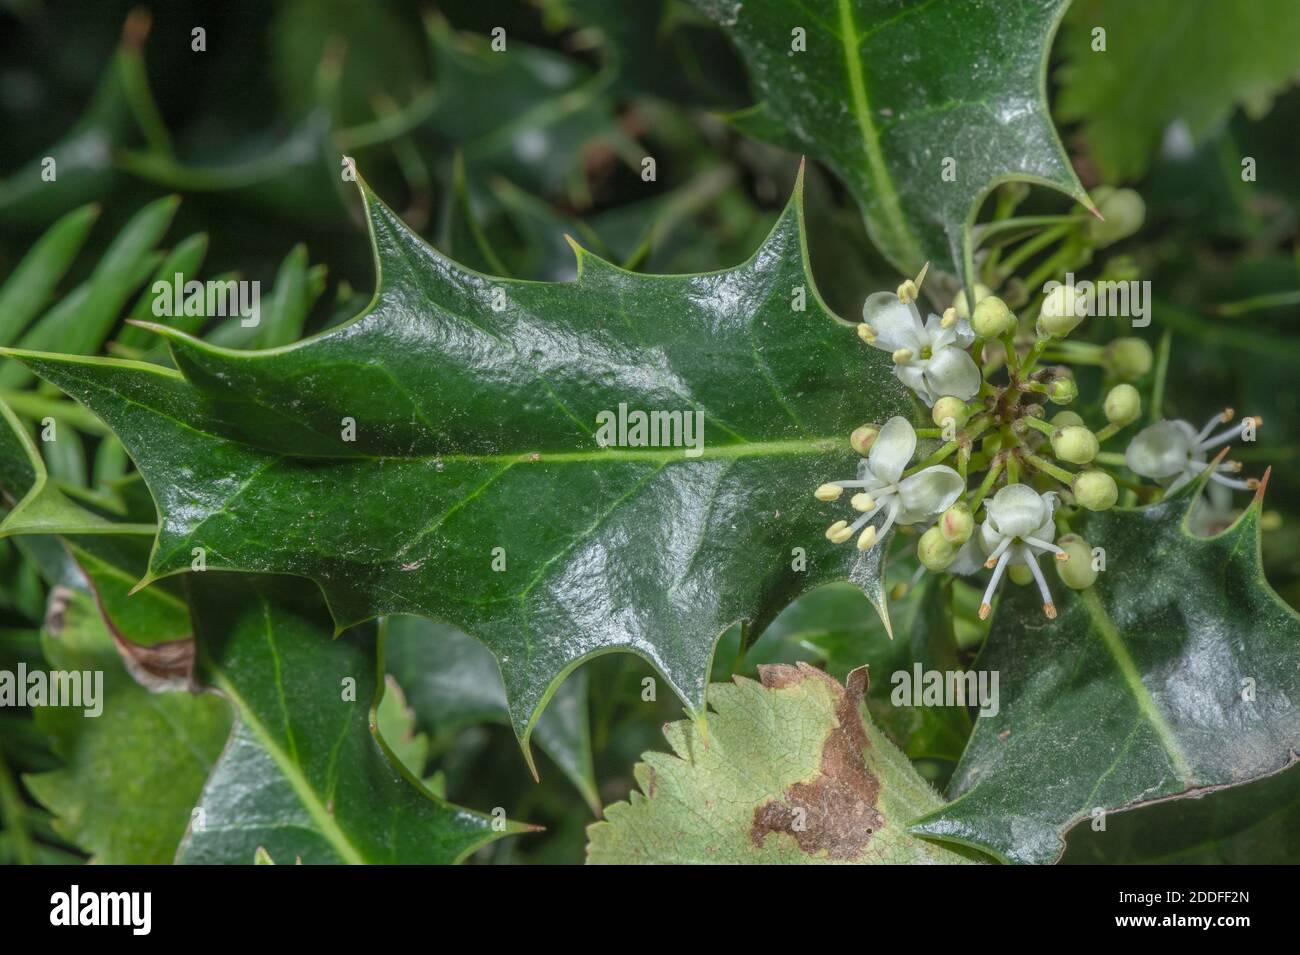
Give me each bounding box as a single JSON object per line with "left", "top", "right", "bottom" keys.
{"left": 0, "top": 398, "right": 153, "bottom": 539}
{"left": 1062, "top": 761, "right": 1300, "bottom": 864}
{"left": 2, "top": 171, "right": 910, "bottom": 750}
{"left": 694, "top": 0, "right": 1090, "bottom": 277}
{"left": 177, "top": 573, "right": 519, "bottom": 864}
{"left": 912, "top": 476, "right": 1300, "bottom": 864}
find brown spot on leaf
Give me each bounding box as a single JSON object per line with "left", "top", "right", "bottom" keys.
{"left": 749, "top": 663, "right": 884, "bottom": 861}
{"left": 112, "top": 631, "right": 196, "bottom": 692}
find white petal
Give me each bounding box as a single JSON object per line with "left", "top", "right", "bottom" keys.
{"left": 862, "top": 292, "right": 925, "bottom": 353}
{"left": 949, "top": 318, "right": 976, "bottom": 349}
{"left": 1124, "top": 420, "right": 1195, "bottom": 479}
{"left": 978, "top": 520, "right": 1003, "bottom": 555}
{"left": 947, "top": 536, "right": 986, "bottom": 576}
{"left": 896, "top": 466, "right": 964, "bottom": 523}
{"left": 985, "top": 483, "right": 1048, "bottom": 539}
{"left": 923, "top": 346, "right": 981, "bottom": 402}
{"left": 866, "top": 415, "right": 917, "bottom": 485}
{"left": 894, "top": 364, "right": 934, "bottom": 405}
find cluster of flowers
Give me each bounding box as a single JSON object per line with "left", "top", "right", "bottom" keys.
{"left": 816, "top": 270, "right": 1261, "bottom": 620}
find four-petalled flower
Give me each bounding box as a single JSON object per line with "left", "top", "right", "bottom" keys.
{"left": 859, "top": 290, "right": 980, "bottom": 406}
{"left": 815, "top": 416, "right": 964, "bottom": 551}
{"left": 968, "top": 484, "right": 1068, "bottom": 620}
{"left": 1125, "top": 409, "right": 1260, "bottom": 494}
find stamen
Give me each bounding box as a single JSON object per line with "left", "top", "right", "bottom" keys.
{"left": 984, "top": 536, "right": 1012, "bottom": 568}
{"left": 856, "top": 526, "right": 877, "bottom": 551}
{"left": 897, "top": 279, "right": 918, "bottom": 303}
{"left": 825, "top": 520, "right": 848, "bottom": 541}
{"left": 874, "top": 498, "right": 902, "bottom": 540}
{"left": 851, "top": 492, "right": 876, "bottom": 512}
{"left": 1216, "top": 460, "right": 1242, "bottom": 474}
{"left": 1196, "top": 408, "right": 1233, "bottom": 442}
{"left": 1022, "top": 548, "right": 1056, "bottom": 618}
{"left": 940, "top": 307, "right": 958, "bottom": 329}
{"left": 892, "top": 347, "right": 914, "bottom": 365}
{"left": 815, "top": 483, "right": 844, "bottom": 502}
{"left": 979, "top": 549, "right": 1012, "bottom": 619}
{"left": 848, "top": 504, "right": 883, "bottom": 533}
{"left": 1023, "top": 536, "right": 1067, "bottom": 559}
{"left": 1208, "top": 472, "right": 1256, "bottom": 492}
{"left": 1199, "top": 424, "right": 1247, "bottom": 452}
{"left": 857, "top": 323, "right": 876, "bottom": 344}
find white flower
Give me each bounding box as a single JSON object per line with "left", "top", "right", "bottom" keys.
{"left": 1124, "top": 410, "right": 1259, "bottom": 494}
{"left": 974, "top": 484, "right": 1066, "bottom": 620}
{"left": 816, "top": 416, "right": 964, "bottom": 551}
{"left": 860, "top": 290, "right": 980, "bottom": 406}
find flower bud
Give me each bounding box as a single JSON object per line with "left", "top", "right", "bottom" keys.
{"left": 939, "top": 502, "right": 974, "bottom": 544}
{"left": 850, "top": 425, "right": 879, "bottom": 456}
{"left": 1073, "top": 469, "right": 1118, "bottom": 511}
{"left": 1037, "top": 285, "right": 1087, "bottom": 337}
{"left": 931, "top": 396, "right": 970, "bottom": 430}
{"left": 1048, "top": 377, "right": 1078, "bottom": 405}
{"left": 1051, "top": 425, "right": 1099, "bottom": 465}
{"left": 1103, "top": 337, "right": 1153, "bottom": 380}
{"left": 953, "top": 282, "right": 992, "bottom": 319}
{"left": 971, "top": 295, "right": 1016, "bottom": 339}
{"left": 1088, "top": 188, "right": 1145, "bottom": 247}
{"left": 1051, "top": 410, "right": 1085, "bottom": 430}
{"left": 918, "top": 526, "right": 957, "bottom": 570}
{"left": 1055, "top": 533, "right": 1097, "bottom": 590}
{"left": 1103, "top": 383, "right": 1141, "bottom": 426}
{"left": 1008, "top": 564, "right": 1034, "bottom": 586}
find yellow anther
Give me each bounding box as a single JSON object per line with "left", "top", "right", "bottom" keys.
{"left": 896, "top": 280, "right": 918, "bottom": 303}
{"left": 892, "top": 347, "right": 913, "bottom": 365}
{"left": 857, "top": 323, "right": 877, "bottom": 344}
{"left": 825, "top": 520, "right": 849, "bottom": 541}
{"left": 1043, "top": 602, "right": 1057, "bottom": 619}
{"left": 856, "top": 526, "right": 877, "bottom": 550}
{"left": 830, "top": 524, "right": 855, "bottom": 544}
{"left": 850, "top": 492, "right": 875, "bottom": 512}
{"left": 941, "top": 307, "right": 958, "bottom": 328}
{"left": 814, "top": 483, "right": 844, "bottom": 502}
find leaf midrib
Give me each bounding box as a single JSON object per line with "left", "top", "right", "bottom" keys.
{"left": 208, "top": 664, "right": 367, "bottom": 865}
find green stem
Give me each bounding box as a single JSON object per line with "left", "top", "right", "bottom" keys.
{"left": 997, "top": 222, "right": 1071, "bottom": 276}
{"left": 969, "top": 460, "right": 1004, "bottom": 512}
{"left": 1149, "top": 329, "right": 1172, "bottom": 423}
{"left": 1094, "top": 451, "right": 1127, "bottom": 467}
{"left": 904, "top": 440, "right": 958, "bottom": 476}
{"left": 1023, "top": 452, "right": 1075, "bottom": 486}
{"left": 1021, "top": 416, "right": 1057, "bottom": 437}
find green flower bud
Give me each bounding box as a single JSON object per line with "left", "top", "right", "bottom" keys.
{"left": 1051, "top": 425, "right": 1099, "bottom": 465}
{"left": 1055, "top": 533, "right": 1098, "bottom": 590}
{"left": 1103, "top": 383, "right": 1142, "bottom": 426}
{"left": 953, "top": 282, "right": 992, "bottom": 319}
{"left": 1008, "top": 564, "right": 1034, "bottom": 586}
{"left": 918, "top": 526, "right": 957, "bottom": 571}
{"left": 1051, "top": 410, "right": 1085, "bottom": 429}
{"left": 1037, "top": 285, "right": 1087, "bottom": 337}
{"left": 1048, "top": 377, "right": 1079, "bottom": 405}
{"left": 850, "top": 425, "right": 879, "bottom": 456}
{"left": 931, "top": 396, "right": 970, "bottom": 430}
{"left": 1073, "top": 469, "right": 1118, "bottom": 511}
{"left": 1103, "top": 337, "right": 1153, "bottom": 380}
{"left": 1088, "top": 188, "right": 1145, "bottom": 247}
{"left": 939, "top": 501, "right": 974, "bottom": 544}
{"left": 971, "top": 295, "right": 1016, "bottom": 339}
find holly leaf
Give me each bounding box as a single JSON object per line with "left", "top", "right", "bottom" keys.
{"left": 0, "top": 399, "right": 153, "bottom": 539}
{"left": 694, "top": 0, "right": 1090, "bottom": 278}
{"left": 912, "top": 475, "right": 1300, "bottom": 864}
{"left": 1, "top": 169, "right": 911, "bottom": 749}
{"left": 586, "top": 663, "right": 978, "bottom": 863}
{"left": 1057, "top": 0, "right": 1300, "bottom": 181}
{"left": 24, "top": 588, "right": 231, "bottom": 864}
{"left": 177, "top": 573, "right": 522, "bottom": 864}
